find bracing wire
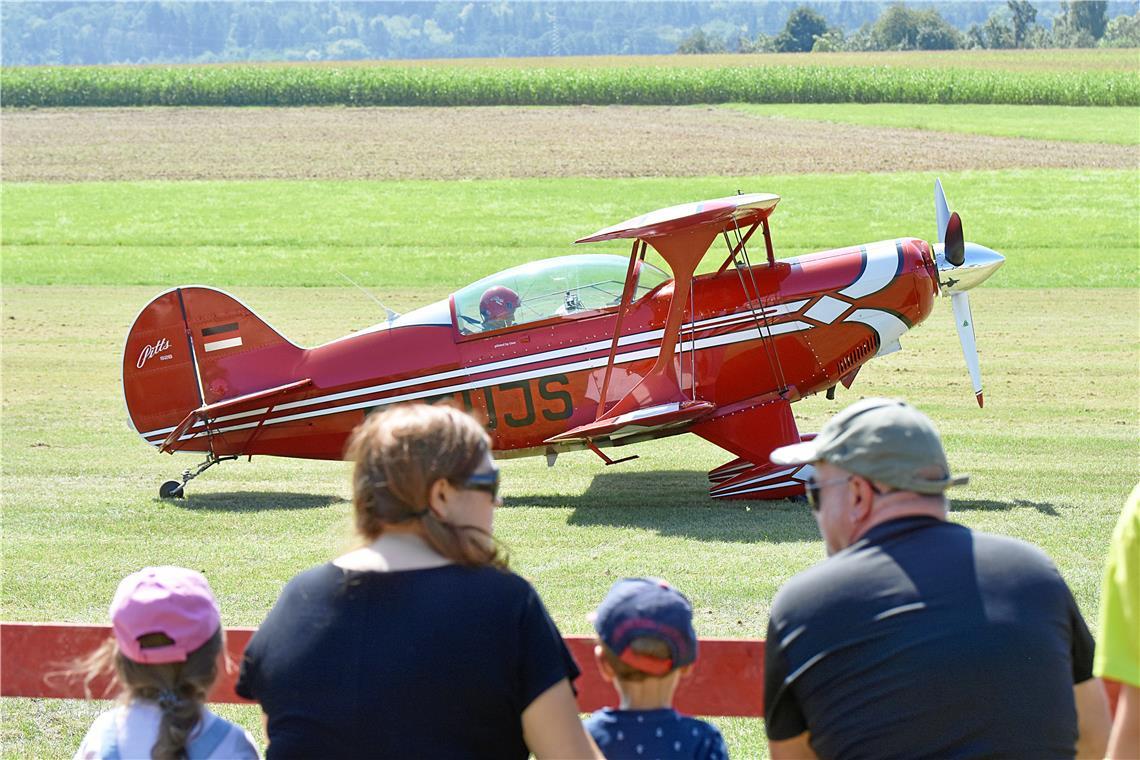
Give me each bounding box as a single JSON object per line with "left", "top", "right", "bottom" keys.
{"left": 725, "top": 218, "right": 788, "bottom": 394}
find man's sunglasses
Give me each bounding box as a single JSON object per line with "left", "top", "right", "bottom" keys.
{"left": 804, "top": 476, "right": 852, "bottom": 511}
{"left": 460, "top": 466, "right": 501, "bottom": 503}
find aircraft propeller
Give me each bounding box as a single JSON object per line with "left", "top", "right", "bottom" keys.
{"left": 933, "top": 179, "right": 1005, "bottom": 408}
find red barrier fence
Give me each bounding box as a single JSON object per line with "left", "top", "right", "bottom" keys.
{"left": 3, "top": 622, "right": 1120, "bottom": 718}
{"left": 0, "top": 623, "right": 765, "bottom": 717}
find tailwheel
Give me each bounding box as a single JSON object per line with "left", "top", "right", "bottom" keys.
{"left": 158, "top": 451, "right": 238, "bottom": 499}
{"left": 159, "top": 480, "right": 184, "bottom": 499}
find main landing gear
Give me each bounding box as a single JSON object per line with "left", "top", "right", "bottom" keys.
{"left": 159, "top": 452, "right": 239, "bottom": 499}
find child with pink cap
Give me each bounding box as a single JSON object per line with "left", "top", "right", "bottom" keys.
{"left": 74, "top": 566, "right": 259, "bottom": 759}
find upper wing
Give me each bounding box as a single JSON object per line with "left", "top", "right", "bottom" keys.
{"left": 576, "top": 193, "right": 780, "bottom": 244}
{"left": 571, "top": 194, "right": 781, "bottom": 428}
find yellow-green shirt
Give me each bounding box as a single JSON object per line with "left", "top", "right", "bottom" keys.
{"left": 1093, "top": 483, "right": 1140, "bottom": 687}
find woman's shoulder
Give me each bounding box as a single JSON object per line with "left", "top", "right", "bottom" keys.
{"left": 279, "top": 562, "right": 344, "bottom": 595}
{"left": 343, "top": 562, "right": 532, "bottom": 588}
{"left": 257, "top": 563, "right": 347, "bottom": 623}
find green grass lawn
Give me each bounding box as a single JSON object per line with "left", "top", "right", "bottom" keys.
{"left": 2, "top": 283, "right": 1137, "bottom": 757}
{"left": 3, "top": 170, "right": 1137, "bottom": 290}
{"left": 723, "top": 103, "right": 1140, "bottom": 145}
{"left": 2, "top": 167, "right": 1138, "bottom": 757}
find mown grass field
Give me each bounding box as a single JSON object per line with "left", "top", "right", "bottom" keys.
{"left": 4, "top": 170, "right": 1137, "bottom": 290}
{"left": 2, "top": 280, "right": 1136, "bottom": 756}
{"left": 4, "top": 166, "right": 1138, "bottom": 757}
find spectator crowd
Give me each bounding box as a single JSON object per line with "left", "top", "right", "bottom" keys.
{"left": 73, "top": 400, "right": 1136, "bottom": 759}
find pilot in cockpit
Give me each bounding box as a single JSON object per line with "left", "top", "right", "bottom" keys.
{"left": 479, "top": 286, "right": 521, "bottom": 331}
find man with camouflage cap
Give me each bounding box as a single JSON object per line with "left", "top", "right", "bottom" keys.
{"left": 763, "top": 398, "right": 1110, "bottom": 760}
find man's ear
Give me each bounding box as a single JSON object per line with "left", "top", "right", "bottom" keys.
{"left": 850, "top": 476, "right": 875, "bottom": 522}
{"left": 677, "top": 663, "right": 695, "bottom": 680}
{"left": 593, "top": 644, "right": 616, "bottom": 684}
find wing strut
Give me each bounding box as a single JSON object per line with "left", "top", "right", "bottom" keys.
{"left": 595, "top": 239, "right": 645, "bottom": 421}
{"left": 548, "top": 226, "right": 720, "bottom": 445}
{"left": 598, "top": 225, "right": 721, "bottom": 421}
{"left": 550, "top": 193, "right": 781, "bottom": 447}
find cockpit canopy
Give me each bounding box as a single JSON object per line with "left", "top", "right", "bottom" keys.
{"left": 453, "top": 254, "right": 670, "bottom": 335}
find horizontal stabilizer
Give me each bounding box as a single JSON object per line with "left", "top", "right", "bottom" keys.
{"left": 544, "top": 400, "right": 714, "bottom": 445}
{"left": 160, "top": 378, "right": 313, "bottom": 453}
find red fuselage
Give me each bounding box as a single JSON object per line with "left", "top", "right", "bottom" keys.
{"left": 132, "top": 238, "right": 938, "bottom": 461}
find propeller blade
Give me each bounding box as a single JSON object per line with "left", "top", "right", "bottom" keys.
{"left": 951, "top": 292, "right": 984, "bottom": 407}
{"left": 944, "top": 212, "right": 965, "bottom": 267}
{"left": 935, "top": 179, "right": 951, "bottom": 243}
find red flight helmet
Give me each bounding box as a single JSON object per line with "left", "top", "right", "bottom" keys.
{"left": 479, "top": 286, "right": 521, "bottom": 322}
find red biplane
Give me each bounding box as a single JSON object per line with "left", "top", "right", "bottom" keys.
{"left": 123, "top": 182, "right": 1003, "bottom": 500}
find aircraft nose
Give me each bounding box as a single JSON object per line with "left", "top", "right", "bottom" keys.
{"left": 933, "top": 241, "right": 1005, "bottom": 295}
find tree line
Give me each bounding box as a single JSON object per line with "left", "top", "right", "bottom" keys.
{"left": 3, "top": 1, "right": 1138, "bottom": 67}
{"left": 678, "top": 0, "right": 1140, "bottom": 53}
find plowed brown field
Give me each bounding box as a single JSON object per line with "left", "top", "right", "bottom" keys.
{"left": 2, "top": 105, "right": 1134, "bottom": 182}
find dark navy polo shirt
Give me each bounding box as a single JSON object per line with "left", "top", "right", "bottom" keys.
{"left": 764, "top": 516, "right": 1095, "bottom": 759}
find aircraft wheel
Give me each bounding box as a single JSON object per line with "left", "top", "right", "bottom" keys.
{"left": 159, "top": 480, "right": 185, "bottom": 499}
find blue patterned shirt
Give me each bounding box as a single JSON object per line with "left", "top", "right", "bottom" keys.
{"left": 584, "top": 708, "right": 728, "bottom": 760}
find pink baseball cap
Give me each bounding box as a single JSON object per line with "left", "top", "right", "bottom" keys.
{"left": 110, "top": 566, "right": 221, "bottom": 665}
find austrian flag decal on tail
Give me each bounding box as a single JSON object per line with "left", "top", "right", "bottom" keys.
{"left": 201, "top": 322, "right": 243, "bottom": 353}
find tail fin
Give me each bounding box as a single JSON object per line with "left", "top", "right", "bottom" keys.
{"left": 122, "top": 286, "right": 302, "bottom": 448}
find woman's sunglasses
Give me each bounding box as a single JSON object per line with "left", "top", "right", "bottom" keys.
{"left": 460, "top": 466, "right": 501, "bottom": 503}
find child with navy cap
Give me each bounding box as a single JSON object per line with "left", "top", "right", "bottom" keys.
{"left": 584, "top": 578, "right": 729, "bottom": 760}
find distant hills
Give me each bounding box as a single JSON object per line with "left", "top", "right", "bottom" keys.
{"left": 3, "top": 1, "right": 1137, "bottom": 66}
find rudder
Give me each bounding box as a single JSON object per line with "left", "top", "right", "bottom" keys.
{"left": 122, "top": 286, "right": 301, "bottom": 448}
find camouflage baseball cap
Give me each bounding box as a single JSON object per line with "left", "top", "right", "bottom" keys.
{"left": 770, "top": 398, "right": 969, "bottom": 494}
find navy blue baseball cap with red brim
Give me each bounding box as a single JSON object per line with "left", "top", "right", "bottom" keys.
{"left": 591, "top": 577, "right": 697, "bottom": 676}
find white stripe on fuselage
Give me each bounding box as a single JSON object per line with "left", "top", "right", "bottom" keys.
{"left": 139, "top": 301, "right": 807, "bottom": 439}
{"left": 148, "top": 318, "right": 813, "bottom": 444}
{"left": 839, "top": 241, "right": 902, "bottom": 299}
{"left": 843, "top": 309, "right": 909, "bottom": 350}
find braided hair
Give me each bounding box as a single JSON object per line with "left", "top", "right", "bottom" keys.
{"left": 75, "top": 629, "right": 224, "bottom": 760}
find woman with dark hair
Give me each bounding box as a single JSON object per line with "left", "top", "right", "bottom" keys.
{"left": 237, "top": 403, "right": 600, "bottom": 759}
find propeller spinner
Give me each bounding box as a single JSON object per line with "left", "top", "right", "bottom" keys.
{"left": 932, "top": 179, "right": 1005, "bottom": 407}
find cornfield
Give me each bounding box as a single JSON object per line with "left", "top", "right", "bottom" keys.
{"left": 3, "top": 64, "right": 1137, "bottom": 107}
